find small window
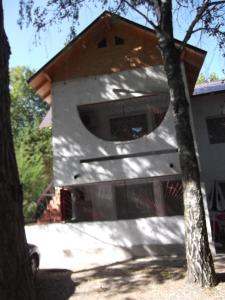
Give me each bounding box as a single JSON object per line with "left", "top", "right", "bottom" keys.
{"left": 98, "top": 38, "right": 107, "bottom": 48}
{"left": 206, "top": 116, "right": 225, "bottom": 144}
{"left": 115, "top": 36, "right": 124, "bottom": 45}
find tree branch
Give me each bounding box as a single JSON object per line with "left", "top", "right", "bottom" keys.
{"left": 208, "top": 1, "right": 225, "bottom": 6}
{"left": 181, "top": 0, "right": 225, "bottom": 52}
{"left": 191, "top": 27, "right": 207, "bottom": 34}
{"left": 114, "top": 0, "right": 125, "bottom": 14}
{"left": 180, "top": 0, "right": 210, "bottom": 52}
{"left": 151, "top": 0, "right": 162, "bottom": 24}
{"left": 122, "top": 0, "right": 159, "bottom": 31}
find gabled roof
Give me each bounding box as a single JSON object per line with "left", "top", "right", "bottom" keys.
{"left": 29, "top": 11, "right": 206, "bottom": 104}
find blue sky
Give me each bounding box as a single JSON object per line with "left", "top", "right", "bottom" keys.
{"left": 3, "top": 1, "right": 225, "bottom": 79}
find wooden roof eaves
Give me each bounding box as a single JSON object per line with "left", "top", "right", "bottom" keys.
{"left": 28, "top": 10, "right": 207, "bottom": 85}
{"left": 28, "top": 11, "right": 112, "bottom": 84}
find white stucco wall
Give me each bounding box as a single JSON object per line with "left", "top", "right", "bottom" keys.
{"left": 191, "top": 92, "right": 225, "bottom": 195}
{"left": 25, "top": 216, "right": 185, "bottom": 271}
{"left": 33, "top": 69, "right": 222, "bottom": 269}
{"left": 52, "top": 65, "right": 180, "bottom": 186}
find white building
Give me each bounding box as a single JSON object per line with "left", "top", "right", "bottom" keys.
{"left": 27, "top": 11, "right": 225, "bottom": 270}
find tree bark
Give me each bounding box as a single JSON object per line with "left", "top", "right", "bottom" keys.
{"left": 156, "top": 0, "right": 217, "bottom": 287}
{"left": 0, "top": 1, "right": 35, "bottom": 299}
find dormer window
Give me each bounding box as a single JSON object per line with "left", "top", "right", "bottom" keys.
{"left": 115, "top": 36, "right": 124, "bottom": 45}
{"left": 98, "top": 38, "right": 107, "bottom": 48}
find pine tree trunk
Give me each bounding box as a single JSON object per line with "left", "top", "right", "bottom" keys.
{"left": 156, "top": 1, "right": 217, "bottom": 287}
{"left": 0, "top": 1, "right": 35, "bottom": 299}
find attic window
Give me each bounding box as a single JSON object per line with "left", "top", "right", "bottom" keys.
{"left": 98, "top": 38, "right": 107, "bottom": 48}
{"left": 115, "top": 36, "right": 124, "bottom": 45}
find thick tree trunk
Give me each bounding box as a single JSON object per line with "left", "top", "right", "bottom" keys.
{"left": 157, "top": 1, "right": 217, "bottom": 287}
{"left": 0, "top": 1, "right": 35, "bottom": 299}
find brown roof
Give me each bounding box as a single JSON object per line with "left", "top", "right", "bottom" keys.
{"left": 29, "top": 11, "right": 206, "bottom": 105}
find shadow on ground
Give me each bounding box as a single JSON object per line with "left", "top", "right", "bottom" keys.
{"left": 35, "top": 257, "right": 225, "bottom": 299}
{"left": 35, "top": 269, "right": 78, "bottom": 300}
{"left": 72, "top": 258, "right": 187, "bottom": 297}
{"left": 35, "top": 259, "right": 187, "bottom": 299}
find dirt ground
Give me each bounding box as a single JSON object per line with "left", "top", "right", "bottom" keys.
{"left": 35, "top": 255, "right": 225, "bottom": 300}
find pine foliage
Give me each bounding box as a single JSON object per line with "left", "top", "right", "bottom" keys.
{"left": 10, "top": 66, "right": 52, "bottom": 223}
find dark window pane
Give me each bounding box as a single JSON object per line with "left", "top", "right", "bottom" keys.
{"left": 110, "top": 114, "right": 148, "bottom": 141}
{"left": 219, "top": 182, "right": 225, "bottom": 199}
{"left": 60, "top": 189, "right": 72, "bottom": 221}
{"left": 206, "top": 116, "right": 225, "bottom": 144}
{"left": 74, "top": 188, "right": 93, "bottom": 221}
{"left": 78, "top": 95, "right": 169, "bottom": 141}
{"left": 115, "top": 36, "right": 124, "bottom": 45}
{"left": 115, "top": 183, "right": 155, "bottom": 219}
{"left": 98, "top": 38, "right": 107, "bottom": 48}
{"left": 162, "top": 180, "right": 183, "bottom": 216}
